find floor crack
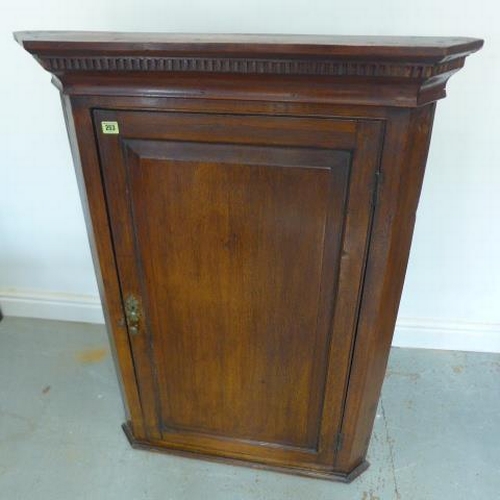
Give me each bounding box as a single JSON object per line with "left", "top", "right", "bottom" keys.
{"left": 381, "top": 397, "right": 401, "bottom": 499}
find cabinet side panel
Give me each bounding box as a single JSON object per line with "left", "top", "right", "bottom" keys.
{"left": 60, "top": 96, "right": 146, "bottom": 438}
{"left": 335, "top": 104, "right": 436, "bottom": 471}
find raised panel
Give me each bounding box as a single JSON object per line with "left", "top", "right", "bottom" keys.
{"left": 123, "top": 140, "right": 350, "bottom": 450}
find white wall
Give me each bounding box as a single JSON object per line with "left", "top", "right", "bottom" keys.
{"left": 1, "top": 0, "right": 499, "bottom": 351}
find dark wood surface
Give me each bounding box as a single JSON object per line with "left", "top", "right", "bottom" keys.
{"left": 15, "top": 31, "right": 482, "bottom": 60}
{"left": 15, "top": 31, "right": 483, "bottom": 107}
{"left": 18, "top": 32, "right": 481, "bottom": 481}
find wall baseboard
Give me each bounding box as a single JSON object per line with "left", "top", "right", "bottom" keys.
{"left": 0, "top": 289, "right": 104, "bottom": 324}
{"left": 392, "top": 317, "right": 500, "bottom": 353}
{"left": 1, "top": 290, "right": 499, "bottom": 353}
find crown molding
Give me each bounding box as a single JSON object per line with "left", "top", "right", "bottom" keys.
{"left": 15, "top": 32, "right": 483, "bottom": 107}
{"left": 35, "top": 54, "right": 467, "bottom": 79}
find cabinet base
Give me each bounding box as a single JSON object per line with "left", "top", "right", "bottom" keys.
{"left": 122, "top": 422, "right": 368, "bottom": 483}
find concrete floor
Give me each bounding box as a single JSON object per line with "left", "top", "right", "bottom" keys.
{"left": 0, "top": 317, "right": 499, "bottom": 500}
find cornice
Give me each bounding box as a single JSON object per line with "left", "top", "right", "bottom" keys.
{"left": 36, "top": 54, "right": 466, "bottom": 79}
{"left": 15, "top": 32, "right": 483, "bottom": 107}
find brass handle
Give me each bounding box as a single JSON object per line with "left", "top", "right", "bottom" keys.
{"left": 124, "top": 294, "right": 142, "bottom": 336}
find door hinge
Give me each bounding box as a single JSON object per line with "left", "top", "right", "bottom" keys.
{"left": 335, "top": 432, "right": 344, "bottom": 453}
{"left": 372, "top": 170, "right": 382, "bottom": 209}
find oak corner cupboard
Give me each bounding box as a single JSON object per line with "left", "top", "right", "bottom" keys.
{"left": 15, "top": 31, "right": 482, "bottom": 482}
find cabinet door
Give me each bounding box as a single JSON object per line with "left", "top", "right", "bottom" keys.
{"left": 94, "top": 109, "right": 383, "bottom": 471}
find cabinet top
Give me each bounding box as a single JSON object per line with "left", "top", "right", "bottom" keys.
{"left": 15, "top": 31, "right": 482, "bottom": 61}
{"left": 15, "top": 31, "right": 483, "bottom": 107}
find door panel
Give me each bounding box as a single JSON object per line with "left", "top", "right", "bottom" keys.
{"left": 94, "top": 109, "right": 383, "bottom": 469}
{"left": 124, "top": 140, "right": 349, "bottom": 451}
